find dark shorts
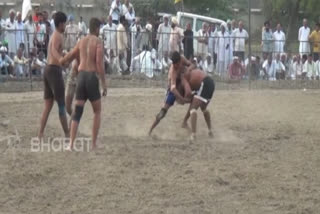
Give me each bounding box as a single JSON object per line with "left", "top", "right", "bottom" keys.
{"left": 194, "top": 76, "right": 215, "bottom": 103}
{"left": 164, "top": 90, "right": 176, "bottom": 106}
{"left": 76, "top": 71, "right": 101, "bottom": 102}
{"left": 43, "top": 65, "right": 65, "bottom": 105}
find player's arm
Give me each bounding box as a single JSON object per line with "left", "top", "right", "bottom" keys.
{"left": 181, "top": 74, "right": 192, "bottom": 101}
{"left": 169, "top": 68, "right": 185, "bottom": 104}
{"left": 96, "top": 39, "right": 107, "bottom": 96}
{"left": 181, "top": 55, "right": 196, "bottom": 71}
{"left": 60, "top": 41, "right": 80, "bottom": 66}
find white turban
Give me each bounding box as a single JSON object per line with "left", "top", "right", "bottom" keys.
{"left": 146, "top": 23, "right": 152, "bottom": 31}
{"left": 171, "top": 17, "right": 178, "bottom": 25}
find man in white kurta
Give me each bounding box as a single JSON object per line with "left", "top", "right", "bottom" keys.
{"left": 298, "top": 19, "right": 311, "bottom": 56}
{"left": 196, "top": 23, "right": 209, "bottom": 59}
{"left": 24, "top": 15, "right": 36, "bottom": 53}
{"left": 5, "top": 10, "right": 17, "bottom": 57}
{"left": 78, "top": 16, "right": 87, "bottom": 38}
{"left": 233, "top": 21, "right": 249, "bottom": 62}
{"left": 216, "top": 23, "right": 231, "bottom": 77}
{"left": 130, "top": 18, "right": 142, "bottom": 58}
{"left": 157, "top": 15, "right": 171, "bottom": 61}
{"left": 15, "top": 12, "right": 25, "bottom": 52}
{"left": 101, "top": 16, "right": 117, "bottom": 54}
{"left": 273, "top": 23, "right": 286, "bottom": 54}
{"left": 122, "top": 0, "right": 135, "bottom": 26}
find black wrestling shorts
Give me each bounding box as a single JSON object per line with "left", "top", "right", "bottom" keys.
{"left": 194, "top": 76, "right": 215, "bottom": 103}
{"left": 43, "top": 65, "right": 65, "bottom": 105}
{"left": 76, "top": 71, "right": 101, "bottom": 102}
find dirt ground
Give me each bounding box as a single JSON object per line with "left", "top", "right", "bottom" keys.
{"left": 0, "top": 88, "right": 320, "bottom": 214}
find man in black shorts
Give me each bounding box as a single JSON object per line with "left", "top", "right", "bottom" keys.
{"left": 182, "top": 68, "right": 215, "bottom": 141}
{"left": 38, "top": 12, "right": 69, "bottom": 140}
{"left": 60, "top": 18, "right": 107, "bottom": 150}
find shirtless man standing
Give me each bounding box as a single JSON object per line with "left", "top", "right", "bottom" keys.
{"left": 148, "top": 51, "right": 193, "bottom": 135}
{"left": 38, "top": 12, "right": 69, "bottom": 140}
{"left": 182, "top": 68, "right": 215, "bottom": 141}
{"left": 60, "top": 18, "right": 107, "bottom": 150}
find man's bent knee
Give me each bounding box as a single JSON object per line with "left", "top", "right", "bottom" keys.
{"left": 72, "top": 105, "right": 84, "bottom": 122}
{"left": 156, "top": 108, "right": 168, "bottom": 121}
{"left": 190, "top": 109, "right": 197, "bottom": 115}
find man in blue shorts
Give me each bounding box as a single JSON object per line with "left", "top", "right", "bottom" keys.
{"left": 148, "top": 52, "right": 193, "bottom": 135}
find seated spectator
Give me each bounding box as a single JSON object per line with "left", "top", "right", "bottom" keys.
{"left": 229, "top": 56, "right": 245, "bottom": 80}
{"left": 203, "top": 54, "right": 214, "bottom": 74}
{"left": 293, "top": 55, "right": 303, "bottom": 79}
{"left": 196, "top": 56, "right": 203, "bottom": 70}
{"left": 161, "top": 51, "right": 172, "bottom": 73}
{"left": 14, "top": 48, "right": 29, "bottom": 78}
{"left": 303, "top": 54, "right": 318, "bottom": 80}
{"left": 246, "top": 56, "right": 261, "bottom": 80}
{"left": 31, "top": 51, "right": 47, "bottom": 76}
{"left": 0, "top": 46, "right": 14, "bottom": 76}
{"left": 263, "top": 55, "right": 278, "bottom": 80}
{"left": 274, "top": 53, "right": 286, "bottom": 80}
{"left": 151, "top": 49, "right": 162, "bottom": 75}
{"left": 107, "top": 49, "right": 121, "bottom": 75}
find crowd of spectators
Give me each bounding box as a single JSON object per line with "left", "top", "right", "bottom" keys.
{"left": 1, "top": 1, "right": 320, "bottom": 81}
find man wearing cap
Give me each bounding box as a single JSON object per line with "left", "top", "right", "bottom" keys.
{"left": 5, "top": 9, "right": 17, "bottom": 58}
{"left": 157, "top": 14, "right": 171, "bottom": 61}
{"left": 169, "top": 17, "right": 183, "bottom": 56}
{"left": 229, "top": 56, "right": 245, "bottom": 80}
{"left": 64, "top": 15, "right": 79, "bottom": 51}
{"left": 0, "top": 46, "right": 14, "bottom": 76}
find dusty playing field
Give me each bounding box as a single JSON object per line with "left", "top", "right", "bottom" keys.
{"left": 0, "top": 88, "right": 320, "bottom": 214}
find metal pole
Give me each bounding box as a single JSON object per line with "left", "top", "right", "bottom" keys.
{"left": 248, "top": 0, "right": 252, "bottom": 90}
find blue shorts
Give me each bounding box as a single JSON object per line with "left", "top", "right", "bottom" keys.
{"left": 164, "top": 90, "right": 176, "bottom": 106}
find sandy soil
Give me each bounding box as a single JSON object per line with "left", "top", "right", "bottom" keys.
{"left": 0, "top": 88, "right": 320, "bottom": 214}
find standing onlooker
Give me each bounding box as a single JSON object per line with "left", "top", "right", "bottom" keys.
{"left": 233, "top": 21, "right": 249, "bottom": 62}
{"left": 101, "top": 16, "right": 117, "bottom": 55}
{"left": 32, "top": 6, "right": 40, "bottom": 22}
{"left": 110, "top": 0, "right": 122, "bottom": 25}
{"left": 50, "top": 11, "right": 56, "bottom": 34}
{"left": 157, "top": 14, "right": 171, "bottom": 60}
{"left": 273, "top": 23, "right": 286, "bottom": 54}
{"left": 34, "top": 13, "right": 46, "bottom": 54}
{"left": 64, "top": 15, "right": 79, "bottom": 51}
{"left": 15, "top": 12, "right": 25, "bottom": 52}
{"left": 24, "top": 14, "right": 36, "bottom": 55}
{"left": 262, "top": 21, "right": 273, "bottom": 57}
{"left": 169, "top": 17, "right": 183, "bottom": 55}
{"left": 117, "top": 16, "right": 128, "bottom": 68}
{"left": 0, "top": 11, "right": 5, "bottom": 42}
{"left": 130, "top": 18, "right": 142, "bottom": 58}
{"left": 208, "top": 23, "right": 217, "bottom": 66}
{"left": 216, "top": 23, "right": 231, "bottom": 77}
{"left": 196, "top": 23, "right": 209, "bottom": 59}
{"left": 78, "top": 16, "right": 87, "bottom": 38}
{"left": 183, "top": 22, "right": 193, "bottom": 60}
{"left": 309, "top": 23, "right": 320, "bottom": 61}
{"left": 5, "top": 9, "right": 17, "bottom": 58}
{"left": 122, "top": 0, "right": 135, "bottom": 26}
{"left": 299, "top": 19, "right": 311, "bottom": 56}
